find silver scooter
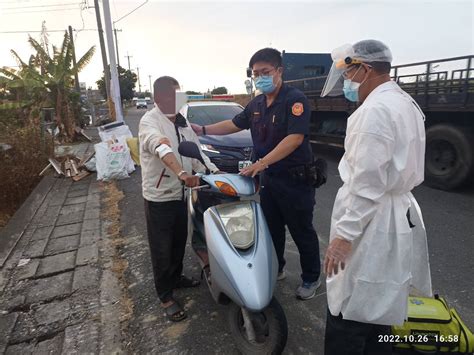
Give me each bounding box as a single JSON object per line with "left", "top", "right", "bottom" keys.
{"left": 178, "top": 141, "right": 288, "bottom": 354}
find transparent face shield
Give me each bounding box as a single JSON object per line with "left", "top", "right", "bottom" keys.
{"left": 321, "top": 44, "right": 354, "bottom": 97}
{"left": 321, "top": 40, "right": 393, "bottom": 97}
{"left": 321, "top": 62, "right": 345, "bottom": 97}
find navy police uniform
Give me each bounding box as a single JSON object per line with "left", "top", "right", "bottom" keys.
{"left": 233, "top": 84, "right": 321, "bottom": 283}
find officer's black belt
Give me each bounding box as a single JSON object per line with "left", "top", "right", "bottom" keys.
{"left": 264, "top": 169, "right": 295, "bottom": 178}
{"left": 265, "top": 165, "right": 307, "bottom": 179}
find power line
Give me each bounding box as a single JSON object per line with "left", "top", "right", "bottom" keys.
{"left": 0, "top": 2, "right": 82, "bottom": 10}
{"left": 0, "top": 0, "right": 79, "bottom": 2}
{"left": 0, "top": 29, "right": 97, "bottom": 34}
{"left": 75, "top": 0, "right": 88, "bottom": 39}
{"left": 2, "top": 7, "right": 81, "bottom": 15}
{"left": 0, "top": 0, "right": 79, "bottom": 5}
{"left": 113, "top": 0, "right": 148, "bottom": 24}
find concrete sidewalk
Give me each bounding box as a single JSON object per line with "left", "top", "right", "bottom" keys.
{"left": 0, "top": 139, "right": 127, "bottom": 354}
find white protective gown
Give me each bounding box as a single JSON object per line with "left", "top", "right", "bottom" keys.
{"left": 327, "top": 81, "right": 432, "bottom": 326}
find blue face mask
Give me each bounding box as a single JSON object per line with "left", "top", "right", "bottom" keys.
{"left": 343, "top": 79, "right": 361, "bottom": 102}
{"left": 255, "top": 75, "right": 276, "bottom": 94}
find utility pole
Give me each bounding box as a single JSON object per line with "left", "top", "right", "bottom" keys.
{"left": 124, "top": 52, "right": 132, "bottom": 71}
{"left": 68, "top": 25, "right": 80, "bottom": 93}
{"left": 102, "top": 0, "right": 123, "bottom": 122}
{"left": 113, "top": 27, "right": 122, "bottom": 67}
{"left": 93, "top": 0, "right": 111, "bottom": 101}
{"left": 148, "top": 75, "right": 152, "bottom": 94}
{"left": 136, "top": 67, "right": 141, "bottom": 93}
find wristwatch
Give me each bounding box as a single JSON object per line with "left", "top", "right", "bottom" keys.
{"left": 202, "top": 126, "right": 207, "bottom": 135}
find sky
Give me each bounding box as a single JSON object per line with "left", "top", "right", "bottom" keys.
{"left": 0, "top": 0, "right": 473, "bottom": 94}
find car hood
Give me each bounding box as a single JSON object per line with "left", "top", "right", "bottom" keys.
{"left": 199, "top": 129, "right": 252, "bottom": 148}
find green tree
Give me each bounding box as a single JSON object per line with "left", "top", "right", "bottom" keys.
{"left": 211, "top": 86, "right": 228, "bottom": 95}
{"left": 96, "top": 66, "right": 137, "bottom": 101}
{"left": 0, "top": 30, "right": 95, "bottom": 141}
{"left": 186, "top": 90, "right": 202, "bottom": 95}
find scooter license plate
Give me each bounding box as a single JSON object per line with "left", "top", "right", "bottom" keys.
{"left": 238, "top": 160, "right": 252, "bottom": 171}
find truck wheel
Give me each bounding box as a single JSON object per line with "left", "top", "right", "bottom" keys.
{"left": 425, "top": 124, "right": 474, "bottom": 190}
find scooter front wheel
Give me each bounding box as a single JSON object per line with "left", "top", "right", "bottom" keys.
{"left": 227, "top": 297, "right": 288, "bottom": 355}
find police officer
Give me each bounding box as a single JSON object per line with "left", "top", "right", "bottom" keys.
{"left": 191, "top": 48, "right": 321, "bottom": 299}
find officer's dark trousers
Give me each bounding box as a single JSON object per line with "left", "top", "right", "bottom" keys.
{"left": 325, "top": 308, "right": 392, "bottom": 355}
{"left": 144, "top": 199, "right": 187, "bottom": 303}
{"left": 260, "top": 173, "right": 320, "bottom": 283}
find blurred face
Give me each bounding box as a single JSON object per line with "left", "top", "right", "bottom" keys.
{"left": 154, "top": 81, "right": 180, "bottom": 115}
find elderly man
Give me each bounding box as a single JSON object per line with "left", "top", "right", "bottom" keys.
{"left": 321, "top": 40, "right": 432, "bottom": 354}
{"left": 139, "top": 76, "right": 218, "bottom": 322}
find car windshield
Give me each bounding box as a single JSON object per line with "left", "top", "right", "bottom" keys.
{"left": 137, "top": 100, "right": 146, "bottom": 104}
{"left": 187, "top": 105, "right": 243, "bottom": 125}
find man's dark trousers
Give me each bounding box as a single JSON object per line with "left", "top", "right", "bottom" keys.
{"left": 325, "top": 308, "right": 392, "bottom": 355}
{"left": 144, "top": 199, "right": 187, "bottom": 303}
{"left": 260, "top": 173, "right": 320, "bottom": 283}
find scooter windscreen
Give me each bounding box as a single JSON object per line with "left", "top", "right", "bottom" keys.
{"left": 201, "top": 174, "right": 257, "bottom": 197}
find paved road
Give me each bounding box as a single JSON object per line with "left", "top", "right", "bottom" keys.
{"left": 119, "top": 107, "right": 473, "bottom": 354}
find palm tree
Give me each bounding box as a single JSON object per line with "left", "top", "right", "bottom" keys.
{"left": 0, "top": 52, "right": 50, "bottom": 126}
{"left": 0, "top": 29, "right": 95, "bottom": 141}
{"left": 0, "top": 52, "right": 48, "bottom": 104}
{"left": 29, "top": 31, "right": 95, "bottom": 140}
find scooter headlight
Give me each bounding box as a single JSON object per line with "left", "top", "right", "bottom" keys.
{"left": 216, "top": 202, "right": 255, "bottom": 250}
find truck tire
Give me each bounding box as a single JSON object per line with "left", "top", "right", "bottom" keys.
{"left": 425, "top": 124, "right": 474, "bottom": 190}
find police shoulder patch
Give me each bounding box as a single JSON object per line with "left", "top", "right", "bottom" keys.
{"left": 292, "top": 102, "right": 304, "bottom": 116}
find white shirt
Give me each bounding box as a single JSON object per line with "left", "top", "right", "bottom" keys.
{"left": 327, "top": 81, "right": 432, "bottom": 325}
{"left": 138, "top": 106, "right": 218, "bottom": 202}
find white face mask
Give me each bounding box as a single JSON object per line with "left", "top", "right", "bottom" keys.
{"left": 342, "top": 66, "right": 387, "bottom": 102}
{"left": 343, "top": 79, "right": 361, "bottom": 102}
{"left": 343, "top": 66, "right": 366, "bottom": 102}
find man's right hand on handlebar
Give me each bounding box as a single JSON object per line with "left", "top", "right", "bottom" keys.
{"left": 179, "top": 172, "right": 200, "bottom": 187}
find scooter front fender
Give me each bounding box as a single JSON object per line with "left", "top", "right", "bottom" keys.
{"left": 204, "top": 201, "right": 278, "bottom": 312}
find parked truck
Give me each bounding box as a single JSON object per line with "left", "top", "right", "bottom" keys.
{"left": 279, "top": 52, "right": 474, "bottom": 190}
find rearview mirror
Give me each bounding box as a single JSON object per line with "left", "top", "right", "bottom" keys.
{"left": 178, "top": 141, "right": 206, "bottom": 166}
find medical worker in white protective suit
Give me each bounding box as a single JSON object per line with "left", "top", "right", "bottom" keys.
{"left": 321, "top": 40, "right": 432, "bottom": 355}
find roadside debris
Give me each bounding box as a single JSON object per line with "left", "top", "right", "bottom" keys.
{"left": 84, "top": 156, "right": 97, "bottom": 172}
{"left": 74, "top": 126, "right": 93, "bottom": 142}
{"left": 39, "top": 153, "right": 95, "bottom": 182}
{"left": 39, "top": 122, "right": 137, "bottom": 182}
{"left": 0, "top": 143, "right": 13, "bottom": 153}
{"left": 17, "top": 258, "right": 31, "bottom": 267}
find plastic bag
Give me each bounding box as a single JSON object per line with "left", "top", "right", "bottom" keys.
{"left": 98, "top": 124, "right": 132, "bottom": 143}
{"left": 126, "top": 137, "right": 140, "bottom": 166}
{"left": 94, "top": 142, "right": 134, "bottom": 181}
{"left": 115, "top": 136, "right": 136, "bottom": 173}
